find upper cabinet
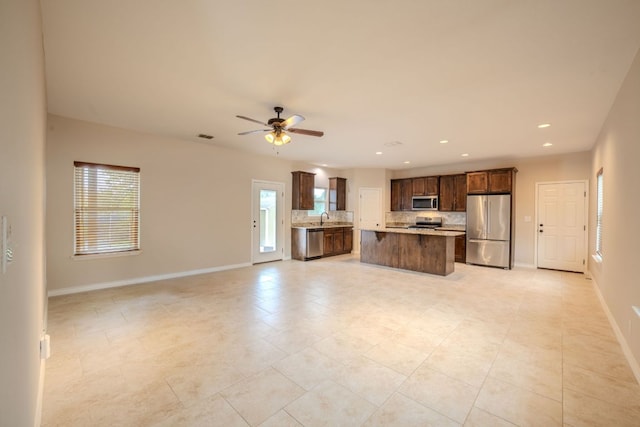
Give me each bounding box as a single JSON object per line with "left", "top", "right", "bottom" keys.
{"left": 391, "top": 176, "right": 438, "bottom": 211}
{"left": 390, "top": 178, "right": 413, "bottom": 211}
{"left": 329, "top": 177, "right": 347, "bottom": 211}
{"left": 439, "top": 174, "right": 467, "bottom": 212}
{"left": 292, "top": 171, "right": 315, "bottom": 210}
{"left": 412, "top": 176, "right": 439, "bottom": 196}
{"left": 467, "top": 168, "right": 517, "bottom": 194}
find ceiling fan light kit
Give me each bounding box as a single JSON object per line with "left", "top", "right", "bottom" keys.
{"left": 265, "top": 131, "right": 291, "bottom": 146}
{"left": 237, "top": 106, "right": 324, "bottom": 146}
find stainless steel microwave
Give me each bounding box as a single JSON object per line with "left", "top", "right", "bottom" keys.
{"left": 412, "top": 196, "right": 438, "bottom": 210}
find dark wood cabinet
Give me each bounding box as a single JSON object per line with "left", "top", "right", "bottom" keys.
{"left": 488, "top": 169, "right": 514, "bottom": 193}
{"left": 361, "top": 230, "right": 455, "bottom": 276}
{"left": 323, "top": 227, "right": 353, "bottom": 257}
{"left": 323, "top": 230, "right": 335, "bottom": 255}
{"left": 292, "top": 171, "right": 315, "bottom": 210}
{"left": 466, "top": 168, "right": 516, "bottom": 194}
{"left": 390, "top": 178, "right": 413, "bottom": 211}
{"left": 390, "top": 180, "right": 401, "bottom": 211}
{"left": 343, "top": 228, "right": 353, "bottom": 252}
{"left": 454, "top": 174, "right": 467, "bottom": 211}
{"left": 334, "top": 230, "right": 344, "bottom": 253}
{"left": 466, "top": 172, "right": 488, "bottom": 194}
{"left": 455, "top": 234, "right": 466, "bottom": 263}
{"left": 329, "top": 177, "right": 346, "bottom": 211}
{"left": 439, "top": 174, "right": 467, "bottom": 212}
{"left": 360, "top": 231, "right": 399, "bottom": 268}
{"left": 412, "top": 176, "right": 439, "bottom": 196}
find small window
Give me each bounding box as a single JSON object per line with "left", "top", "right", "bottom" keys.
{"left": 309, "top": 187, "right": 327, "bottom": 215}
{"left": 74, "top": 162, "right": 140, "bottom": 256}
{"left": 595, "top": 168, "right": 603, "bottom": 257}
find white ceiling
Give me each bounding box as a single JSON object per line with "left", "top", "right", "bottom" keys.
{"left": 40, "top": 0, "right": 640, "bottom": 170}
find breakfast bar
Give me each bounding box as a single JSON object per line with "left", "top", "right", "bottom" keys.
{"left": 360, "top": 228, "right": 465, "bottom": 276}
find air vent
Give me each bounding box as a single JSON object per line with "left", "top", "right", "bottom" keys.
{"left": 198, "top": 134, "right": 214, "bottom": 140}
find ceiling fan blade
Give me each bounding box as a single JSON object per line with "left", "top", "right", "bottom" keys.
{"left": 280, "top": 114, "right": 305, "bottom": 130}
{"left": 238, "top": 129, "right": 270, "bottom": 135}
{"left": 288, "top": 128, "right": 324, "bottom": 137}
{"left": 236, "top": 115, "right": 269, "bottom": 127}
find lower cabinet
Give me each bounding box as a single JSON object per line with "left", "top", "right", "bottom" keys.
{"left": 323, "top": 227, "right": 353, "bottom": 257}
{"left": 455, "top": 234, "right": 466, "bottom": 263}
{"left": 360, "top": 230, "right": 456, "bottom": 276}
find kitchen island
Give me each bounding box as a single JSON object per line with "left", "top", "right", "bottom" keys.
{"left": 360, "top": 228, "right": 465, "bottom": 276}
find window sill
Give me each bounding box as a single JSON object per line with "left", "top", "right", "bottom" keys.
{"left": 73, "top": 250, "right": 141, "bottom": 261}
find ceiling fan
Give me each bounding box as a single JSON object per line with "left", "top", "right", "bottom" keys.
{"left": 236, "top": 106, "right": 324, "bottom": 146}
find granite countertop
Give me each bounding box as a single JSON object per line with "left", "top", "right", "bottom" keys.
{"left": 384, "top": 224, "right": 466, "bottom": 232}
{"left": 361, "top": 227, "right": 465, "bottom": 237}
{"left": 438, "top": 225, "right": 466, "bottom": 232}
{"left": 292, "top": 222, "right": 354, "bottom": 230}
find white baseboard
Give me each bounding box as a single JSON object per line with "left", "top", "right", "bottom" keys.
{"left": 590, "top": 276, "right": 640, "bottom": 384}
{"left": 35, "top": 359, "right": 45, "bottom": 427}
{"left": 513, "top": 262, "right": 536, "bottom": 269}
{"left": 47, "top": 262, "right": 252, "bottom": 297}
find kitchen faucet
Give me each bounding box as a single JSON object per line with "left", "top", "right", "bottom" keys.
{"left": 320, "top": 211, "right": 330, "bottom": 226}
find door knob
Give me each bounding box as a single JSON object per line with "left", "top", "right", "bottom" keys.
{"left": 539, "top": 229, "right": 543, "bottom": 233}
{"left": 539, "top": 224, "right": 543, "bottom": 227}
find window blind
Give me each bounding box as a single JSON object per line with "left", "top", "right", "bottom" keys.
{"left": 596, "top": 168, "right": 603, "bottom": 256}
{"left": 74, "top": 162, "right": 140, "bottom": 256}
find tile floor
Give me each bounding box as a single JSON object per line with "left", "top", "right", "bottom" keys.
{"left": 42, "top": 255, "right": 640, "bottom": 426}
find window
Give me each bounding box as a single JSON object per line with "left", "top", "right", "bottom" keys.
{"left": 309, "top": 187, "right": 327, "bottom": 215}
{"left": 74, "top": 162, "right": 140, "bottom": 256}
{"left": 595, "top": 168, "right": 603, "bottom": 257}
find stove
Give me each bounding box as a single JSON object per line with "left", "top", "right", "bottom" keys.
{"left": 407, "top": 216, "right": 442, "bottom": 229}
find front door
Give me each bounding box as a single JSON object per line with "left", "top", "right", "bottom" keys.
{"left": 252, "top": 180, "right": 284, "bottom": 264}
{"left": 536, "top": 181, "right": 587, "bottom": 272}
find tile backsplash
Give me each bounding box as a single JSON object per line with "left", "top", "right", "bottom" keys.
{"left": 385, "top": 211, "right": 466, "bottom": 226}
{"left": 292, "top": 210, "right": 354, "bottom": 225}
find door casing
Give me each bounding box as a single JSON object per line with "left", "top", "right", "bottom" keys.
{"left": 534, "top": 180, "right": 588, "bottom": 272}
{"left": 251, "top": 180, "right": 285, "bottom": 264}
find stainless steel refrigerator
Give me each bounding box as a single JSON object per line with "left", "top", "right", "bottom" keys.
{"left": 466, "top": 194, "right": 512, "bottom": 268}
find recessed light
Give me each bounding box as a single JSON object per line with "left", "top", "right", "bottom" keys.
{"left": 375, "top": 151, "right": 383, "bottom": 155}
{"left": 538, "top": 123, "right": 551, "bottom": 129}
{"left": 543, "top": 142, "right": 553, "bottom": 147}
{"left": 404, "top": 161, "right": 411, "bottom": 164}
{"left": 461, "top": 153, "right": 469, "bottom": 157}
{"left": 440, "top": 140, "right": 449, "bottom": 144}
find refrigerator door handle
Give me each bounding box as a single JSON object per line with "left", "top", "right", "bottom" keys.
{"left": 487, "top": 200, "right": 491, "bottom": 235}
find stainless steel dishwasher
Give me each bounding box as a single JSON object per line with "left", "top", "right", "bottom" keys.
{"left": 306, "top": 229, "right": 324, "bottom": 259}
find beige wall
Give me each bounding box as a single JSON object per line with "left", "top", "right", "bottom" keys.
{"left": 512, "top": 152, "right": 591, "bottom": 266}
{"left": 391, "top": 153, "right": 591, "bottom": 267}
{"left": 342, "top": 168, "right": 390, "bottom": 252}
{"left": 589, "top": 47, "right": 640, "bottom": 369}
{"left": 0, "top": 0, "right": 47, "bottom": 425}
{"left": 46, "top": 116, "right": 595, "bottom": 290}
{"left": 46, "top": 115, "right": 306, "bottom": 291}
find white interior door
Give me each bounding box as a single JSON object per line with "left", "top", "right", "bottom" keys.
{"left": 252, "top": 180, "right": 284, "bottom": 264}
{"left": 359, "top": 188, "right": 382, "bottom": 229}
{"left": 358, "top": 188, "right": 382, "bottom": 253}
{"left": 536, "top": 181, "right": 587, "bottom": 272}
